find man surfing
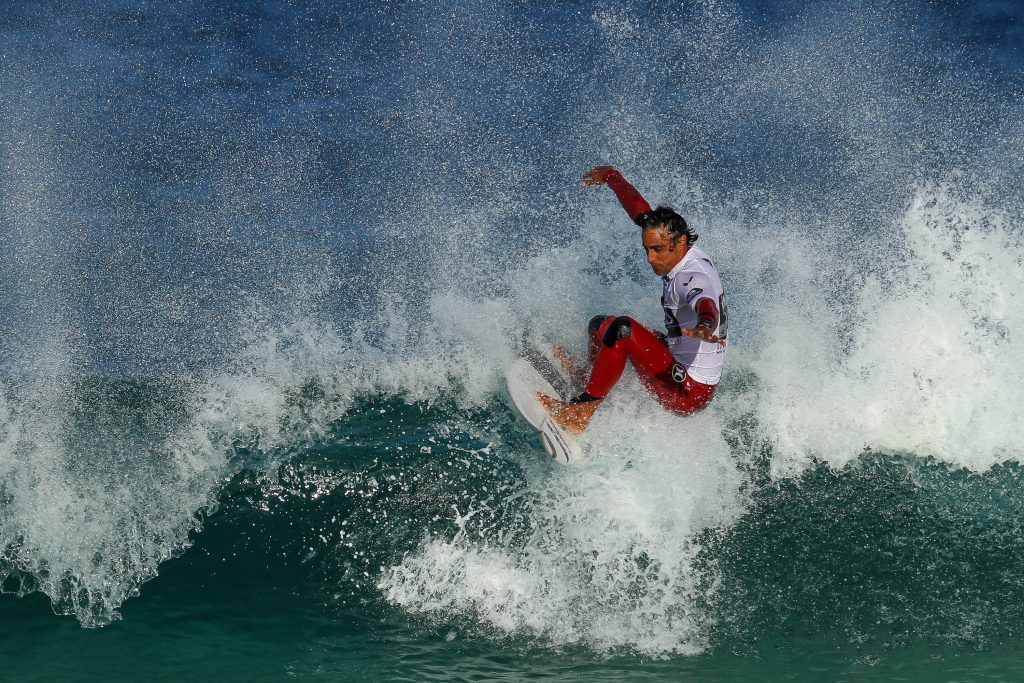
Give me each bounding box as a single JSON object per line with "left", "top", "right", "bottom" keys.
{"left": 537, "top": 166, "right": 728, "bottom": 434}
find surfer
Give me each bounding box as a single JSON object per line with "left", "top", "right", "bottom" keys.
{"left": 538, "top": 166, "right": 727, "bottom": 434}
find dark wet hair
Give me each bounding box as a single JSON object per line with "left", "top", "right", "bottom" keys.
{"left": 635, "top": 206, "right": 697, "bottom": 246}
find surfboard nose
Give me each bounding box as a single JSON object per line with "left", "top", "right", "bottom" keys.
{"left": 506, "top": 356, "right": 582, "bottom": 465}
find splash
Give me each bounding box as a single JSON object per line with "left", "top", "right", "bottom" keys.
{"left": 381, "top": 394, "right": 745, "bottom": 655}
{"left": 0, "top": 376, "right": 220, "bottom": 626}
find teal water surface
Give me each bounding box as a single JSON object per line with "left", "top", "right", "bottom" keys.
{"left": 7, "top": 390, "right": 1024, "bottom": 681}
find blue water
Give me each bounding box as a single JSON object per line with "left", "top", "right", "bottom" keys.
{"left": 2, "top": 0, "right": 1024, "bottom": 680}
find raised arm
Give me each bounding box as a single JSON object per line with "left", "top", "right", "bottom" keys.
{"left": 581, "top": 166, "right": 653, "bottom": 224}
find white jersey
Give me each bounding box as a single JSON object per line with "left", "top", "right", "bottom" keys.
{"left": 661, "top": 245, "right": 728, "bottom": 385}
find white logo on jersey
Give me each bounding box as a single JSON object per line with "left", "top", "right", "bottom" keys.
{"left": 671, "top": 364, "right": 687, "bottom": 383}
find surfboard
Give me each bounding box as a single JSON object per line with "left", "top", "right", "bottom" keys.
{"left": 505, "top": 354, "right": 582, "bottom": 465}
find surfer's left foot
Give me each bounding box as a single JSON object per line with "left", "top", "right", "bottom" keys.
{"left": 552, "top": 344, "right": 586, "bottom": 386}
{"left": 536, "top": 393, "right": 601, "bottom": 435}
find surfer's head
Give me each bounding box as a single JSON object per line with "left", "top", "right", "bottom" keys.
{"left": 637, "top": 206, "right": 695, "bottom": 276}
{"left": 635, "top": 206, "right": 697, "bottom": 246}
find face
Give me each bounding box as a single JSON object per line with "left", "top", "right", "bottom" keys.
{"left": 641, "top": 226, "right": 688, "bottom": 276}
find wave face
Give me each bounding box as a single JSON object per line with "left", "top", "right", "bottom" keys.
{"left": 1, "top": 0, "right": 1023, "bottom": 671}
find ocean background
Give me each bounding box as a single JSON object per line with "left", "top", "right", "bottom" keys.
{"left": 2, "top": 0, "right": 1023, "bottom": 680}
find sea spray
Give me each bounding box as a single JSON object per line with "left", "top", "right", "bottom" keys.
{"left": 0, "top": 376, "right": 218, "bottom": 626}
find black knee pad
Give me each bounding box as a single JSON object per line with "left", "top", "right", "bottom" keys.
{"left": 588, "top": 315, "right": 612, "bottom": 334}
{"left": 602, "top": 316, "right": 632, "bottom": 348}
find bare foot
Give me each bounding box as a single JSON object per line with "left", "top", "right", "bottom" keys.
{"left": 552, "top": 344, "right": 586, "bottom": 386}
{"left": 536, "top": 392, "right": 602, "bottom": 435}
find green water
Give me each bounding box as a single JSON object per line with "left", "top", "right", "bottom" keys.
{"left": 5, "top": 395, "right": 1024, "bottom": 681}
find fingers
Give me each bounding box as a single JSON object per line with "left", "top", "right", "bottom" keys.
{"left": 580, "top": 165, "right": 613, "bottom": 186}
{"left": 681, "top": 328, "right": 727, "bottom": 345}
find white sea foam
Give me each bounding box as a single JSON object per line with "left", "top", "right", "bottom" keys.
{"left": 746, "top": 183, "right": 1024, "bottom": 473}
{"left": 381, "top": 389, "right": 745, "bottom": 655}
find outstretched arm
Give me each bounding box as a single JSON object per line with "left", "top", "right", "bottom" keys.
{"left": 581, "top": 166, "right": 652, "bottom": 224}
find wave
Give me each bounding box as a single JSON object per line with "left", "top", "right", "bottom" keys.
{"left": 3, "top": 170, "right": 1022, "bottom": 643}
{"left": 1, "top": 0, "right": 1022, "bottom": 661}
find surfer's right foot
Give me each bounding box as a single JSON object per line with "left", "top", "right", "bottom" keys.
{"left": 536, "top": 392, "right": 601, "bottom": 435}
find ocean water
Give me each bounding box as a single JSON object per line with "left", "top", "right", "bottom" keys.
{"left": 2, "top": 0, "right": 1023, "bottom": 680}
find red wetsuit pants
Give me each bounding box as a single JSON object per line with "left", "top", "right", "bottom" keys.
{"left": 583, "top": 315, "right": 716, "bottom": 415}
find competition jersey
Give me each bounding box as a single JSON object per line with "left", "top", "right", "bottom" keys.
{"left": 661, "top": 245, "right": 728, "bottom": 385}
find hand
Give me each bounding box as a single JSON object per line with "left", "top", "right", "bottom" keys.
{"left": 681, "top": 326, "right": 726, "bottom": 345}
{"left": 581, "top": 165, "right": 615, "bottom": 187}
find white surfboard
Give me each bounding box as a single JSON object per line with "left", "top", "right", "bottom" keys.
{"left": 505, "top": 356, "right": 582, "bottom": 465}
